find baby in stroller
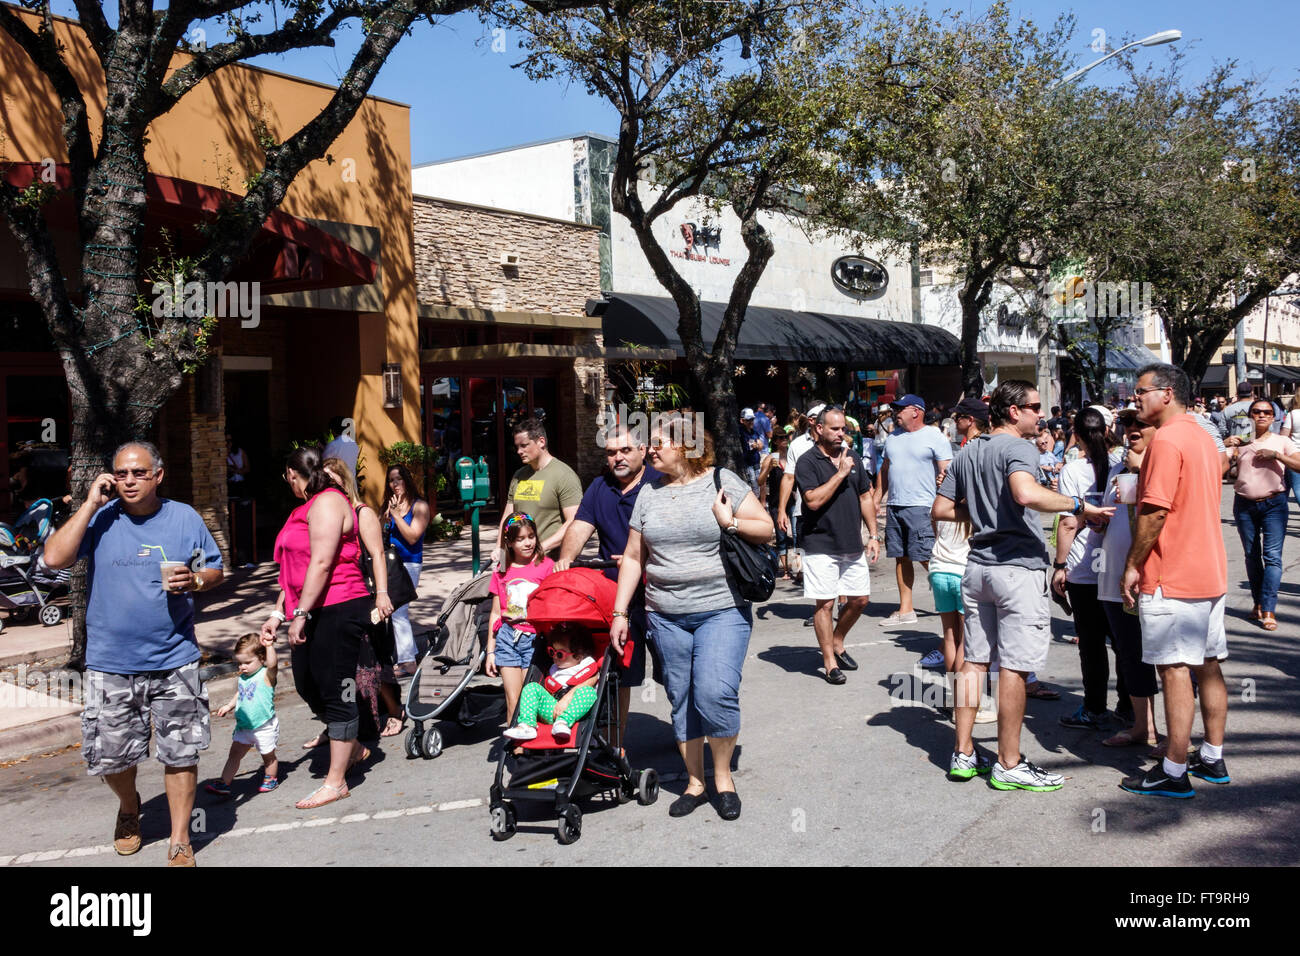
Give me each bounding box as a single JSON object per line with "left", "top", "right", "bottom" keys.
{"left": 503, "top": 623, "right": 599, "bottom": 742}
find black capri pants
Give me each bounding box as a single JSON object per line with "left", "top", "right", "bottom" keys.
{"left": 291, "top": 594, "right": 371, "bottom": 740}
{"left": 1101, "top": 600, "right": 1159, "bottom": 700}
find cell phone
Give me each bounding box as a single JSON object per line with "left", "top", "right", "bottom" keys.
{"left": 370, "top": 608, "right": 382, "bottom": 625}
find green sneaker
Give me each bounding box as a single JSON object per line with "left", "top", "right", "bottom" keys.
{"left": 989, "top": 759, "right": 1064, "bottom": 791}
{"left": 948, "top": 746, "right": 994, "bottom": 781}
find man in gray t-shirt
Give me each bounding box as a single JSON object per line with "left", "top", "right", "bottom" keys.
{"left": 933, "top": 382, "right": 1111, "bottom": 793}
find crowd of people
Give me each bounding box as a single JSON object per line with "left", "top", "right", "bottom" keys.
{"left": 47, "top": 360, "right": 1292, "bottom": 863}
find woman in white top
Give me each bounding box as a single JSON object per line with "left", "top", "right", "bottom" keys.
{"left": 1052, "top": 407, "right": 1122, "bottom": 730}
{"left": 1095, "top": 413, "right": 1161, "bottom": 749}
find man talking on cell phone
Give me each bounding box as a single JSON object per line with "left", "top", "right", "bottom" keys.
{"left": 44, "top": 442, "right": 224, "bottom": 867}
{"left": 794, "top": 405, "right": 880, "bottom": 684}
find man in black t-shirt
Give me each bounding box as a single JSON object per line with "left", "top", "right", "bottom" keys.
{"left": 794, "top": 406, "right": 880, "bottom": 685}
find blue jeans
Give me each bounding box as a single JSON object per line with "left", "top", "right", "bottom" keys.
{"left": 1289, "top": 469, "right": 1300, "bottom": 515}
{"left": 390, "top": 561, "right": 423, "bottom": 664}
{"left": 1233, "top": 493, "right": 1287, "bottom": 613}
{"left": 647, "top": 605, "right": 752, "bottom": 742}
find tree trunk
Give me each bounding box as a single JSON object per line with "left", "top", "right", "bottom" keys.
{"left": 957, "top": 275, "right": 992, "bottom": 397}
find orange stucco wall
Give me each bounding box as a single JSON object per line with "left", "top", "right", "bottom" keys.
{"left": 0, "top": 6, "right": 420, "bottom": 499}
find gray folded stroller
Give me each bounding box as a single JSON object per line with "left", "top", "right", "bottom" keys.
{"left": 0, "top": 498, "right": 69, "bottom": 631}
{"left": 403, "top": 570, "right": 505, "bottom": 759}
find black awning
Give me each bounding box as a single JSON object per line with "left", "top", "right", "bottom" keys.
{"left": 1200, "top": 365, "right": 1230, "bottom": 388}
{"left": 1248, "top": 362, "right": 1300, "bottom": 385}
{"left": 594, "top": 292, "right": 961, "bottom": 366}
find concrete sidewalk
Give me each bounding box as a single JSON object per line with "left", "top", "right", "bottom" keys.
{"left": 0, "top": 534, "right": 489, "bottom": 761}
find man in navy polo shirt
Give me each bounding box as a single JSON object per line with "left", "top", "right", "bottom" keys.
{"left": 558, "top": 426, "right": 663, "bottom": 743}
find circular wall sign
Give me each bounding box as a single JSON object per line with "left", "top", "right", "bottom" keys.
{"left": 831, "top": 255, "right": 888, "bottom": 299}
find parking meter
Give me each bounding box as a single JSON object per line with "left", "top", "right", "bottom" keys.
{"left": 473, "top": 457, "right": 491, "bottom": 502}
{"left": 455, "top": 456, "right": 475, "bottom": 504}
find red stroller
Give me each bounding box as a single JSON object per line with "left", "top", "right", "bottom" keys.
{"left": 488, "top": 564, "right": 659, "bottom": 844}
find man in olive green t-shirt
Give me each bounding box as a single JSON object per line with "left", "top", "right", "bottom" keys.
{"left": 494, "top": 417, "right": 583, "bottom": 562}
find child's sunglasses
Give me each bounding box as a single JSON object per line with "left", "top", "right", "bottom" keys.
{"left": 546, "top": 645, "right": 574, "bottom": 658}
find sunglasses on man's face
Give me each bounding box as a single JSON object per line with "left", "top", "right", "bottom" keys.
{"left": 113, "top": 468, "right": 155, "bottom": 480}
{"left": 1016, "top": 402, "right": 1043, "bottom": 413}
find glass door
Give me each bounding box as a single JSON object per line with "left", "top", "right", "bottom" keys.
{"left": 466, "top": 376, "right": 499, "bottom": 507}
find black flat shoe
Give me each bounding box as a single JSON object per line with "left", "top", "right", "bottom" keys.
{"left": 716, "top": 791, "right": 742, "bottom": 820}
{"left": 825, "top": 667, "right": 847, "bottom": 685}
{"left": 835, "top": 650, "right": 858, "bottom": 671}
{"left": 668, "top": 791, "right": 710, "bottom": 817}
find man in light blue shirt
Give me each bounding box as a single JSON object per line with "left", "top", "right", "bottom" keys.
{"left": 44, "top": 442, "right": 224, "bottom": 866}
{"left": 879, "top": 395, "right": 952, "bottom": 625}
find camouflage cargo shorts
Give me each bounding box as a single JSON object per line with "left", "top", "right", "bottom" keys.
{"left": 81, "top": 660, "right": 210, "bottom": 776}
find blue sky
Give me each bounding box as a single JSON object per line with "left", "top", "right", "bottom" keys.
{"left": 47, "top": 1, "right": 1300, "bottom": 166}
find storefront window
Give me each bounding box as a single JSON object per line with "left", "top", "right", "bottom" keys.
{"left": 427, "top": 377, "right": 461, "bottom": 510}
{"left": 5, "top": 374, "right": 70, "bottom": 520}
{"left": 467, "top": 377, "right": 498, "bottom": 506}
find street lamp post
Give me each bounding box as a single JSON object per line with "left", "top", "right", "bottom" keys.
{"left": 1051, "top": 30, "right": 1182, "bottom": 89}
{"left": 1038, "top": 29, "right": 1182, "bottom": 405}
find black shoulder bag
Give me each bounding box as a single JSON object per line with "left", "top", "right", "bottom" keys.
{"left": 356, "top": 506, "right": 418, "bottom": 609}
{"left": 712, "top": 468, "right": 779, "bottom": 603}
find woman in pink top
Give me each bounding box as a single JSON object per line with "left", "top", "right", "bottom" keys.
{"left": 262, "top": 446, "right": 374, "bottom": 808}
{"left": 1225, "top": 400, "right": 1300, "bottom": 630}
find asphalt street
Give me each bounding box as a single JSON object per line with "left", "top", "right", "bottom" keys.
{"left": 2, "top": 488, "right": 1298, "bottom": 867}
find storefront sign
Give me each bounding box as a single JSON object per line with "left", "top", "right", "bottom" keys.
{"left": 831, "top": 255, "right": 888, "bottom": 299}
{"left": 671, "top": 222, "right": 730, "bottom": 265}
{"left": 996, "top": 303, "right": 1031, "bottom": 329}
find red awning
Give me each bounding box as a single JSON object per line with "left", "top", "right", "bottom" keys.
{"left": 4, "top": 162, "right": 376, "bottom": 294}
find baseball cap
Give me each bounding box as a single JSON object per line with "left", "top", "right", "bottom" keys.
{"left": 890, "top": 394, "right": 926, "bottom": 411}
{"left": 1237, "top": 381, "right": 1255, "bottom": 397}
{"left": 952, "top": 396, "right": 989, "bottom": 422}
{"left": 740, "top": 407, "right": 755, "bottom": 420}
{"left": 1086, "top": 404, "right": 1114, "bottom": 429}
{"left": 806, "top": 403, "right": 826, "bottom": 418}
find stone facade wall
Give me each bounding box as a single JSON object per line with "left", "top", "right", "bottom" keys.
{"left": 413, "top": 196, "right": 601, "bottom": 314}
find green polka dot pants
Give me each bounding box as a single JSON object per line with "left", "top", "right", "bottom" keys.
{"left": 515, "top": 683, "right": 599, "bottom": 728}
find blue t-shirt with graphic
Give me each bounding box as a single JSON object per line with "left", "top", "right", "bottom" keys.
{"left": 78, "top": 499, "right": 223, "bottom": 674}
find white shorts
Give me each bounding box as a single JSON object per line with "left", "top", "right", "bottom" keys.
{"left": 233, "top": 716, "right": 279, "bottom": 754}
{"left": 1138, "top": 588, "right": 1228, "bottom": 666}
{"left": 802, "top": 551, "right": 871, "bottom": 601}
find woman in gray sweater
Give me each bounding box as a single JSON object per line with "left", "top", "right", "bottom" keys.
{"left": 610, "top": 415, "right": 773, "bottom": 821}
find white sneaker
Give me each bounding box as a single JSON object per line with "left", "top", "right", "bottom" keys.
{"left": 503, "top": 725, "right": 537, "bottom": 741}
{"left": 551, "top": 720, "right": 571, "bottom": 740}
{"left": 881, "top": 611, "right": 918, "bottom": 627}
{"left": 990, "top": 759, "right": 1064, "bottom": 791}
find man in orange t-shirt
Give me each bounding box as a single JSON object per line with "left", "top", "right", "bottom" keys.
{"left": 1121, "top": 365, "right": 1230, "bottom": 799}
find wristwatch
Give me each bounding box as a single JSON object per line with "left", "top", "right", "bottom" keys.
{"left": 292, "top": 607, "right": 310, "bottom": 621}
{"left": 725, "top": 516, "right": 739, "bottom": 535}
{"left": 1053, "top": 561, "right": 1068, "bottom": 571}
